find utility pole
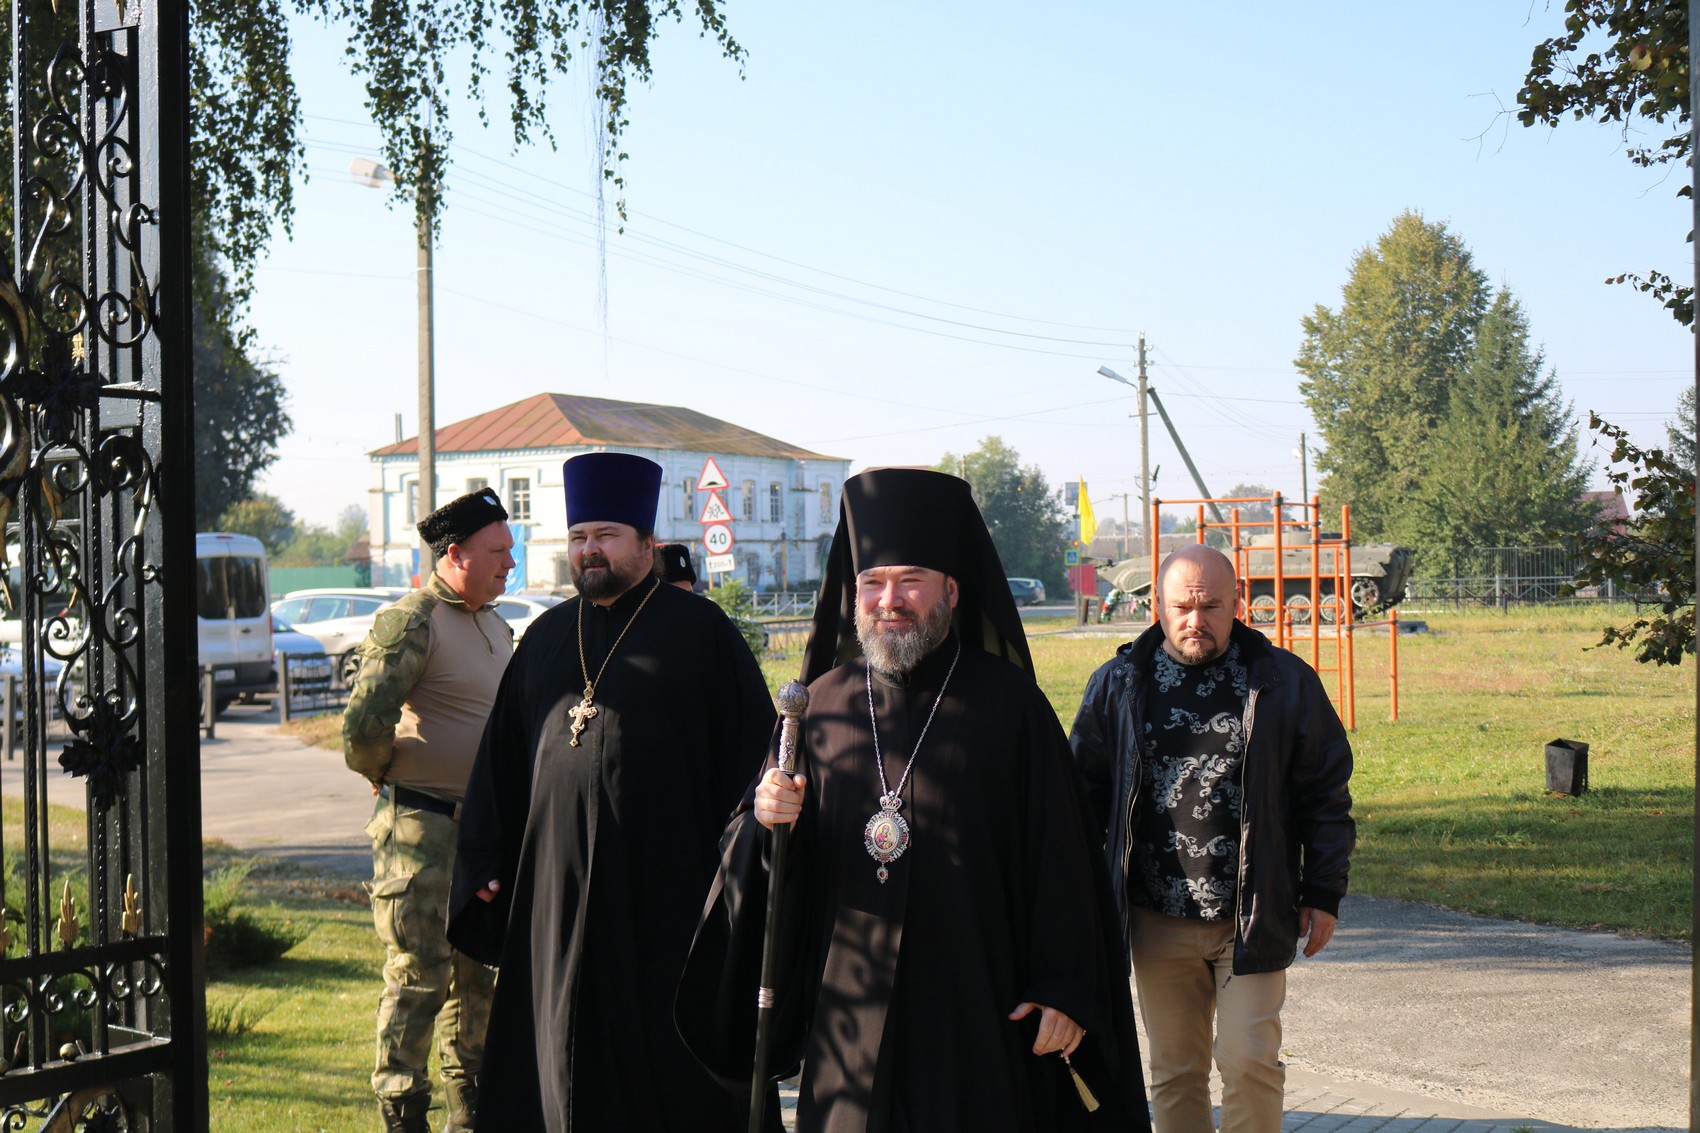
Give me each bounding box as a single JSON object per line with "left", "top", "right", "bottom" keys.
{"left": 1146, "top": 387, "right": 1225, "bottom": 524}
{"left": 1138, "top": 335, "right": 1152, "bottom": 557}
{"left": 351, "top": 154, "right": 438, "bottom": 580}
{"left": 1297, "top": 432, "right": 1309, "bottom": 509}
{"left": 416, "top": 184, "right": 437, "bottom": 578}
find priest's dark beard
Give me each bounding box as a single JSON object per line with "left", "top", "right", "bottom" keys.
{"left": 856, "top": 594, "right": 953, "bottom": 677}
{"left": 572, "top": 554, "right": 648, "bottom": 601}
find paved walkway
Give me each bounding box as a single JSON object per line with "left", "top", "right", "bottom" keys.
{"left": 1, "top": 700, "right": 1688, "bottom": 1131}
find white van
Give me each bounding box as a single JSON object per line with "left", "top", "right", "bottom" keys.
{"left": 196, "top": 532, "right": 273, "bottom": 712}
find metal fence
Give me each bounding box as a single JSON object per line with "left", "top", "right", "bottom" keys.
{"left": 1399, "top": 546, "right": 1628, "bottom": 611}
{"left": 276, "top": 655, "right": 348, "bottom": 723}
{"left": 761, "top": 618, "right": 814, "bottom": 658}
{"left": 751, "top": 592, "right": 816, "bottom": 617}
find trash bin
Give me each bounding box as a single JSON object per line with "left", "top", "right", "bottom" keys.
{"left": 1544, "top": 738, "right": 1588, "bottom": 796}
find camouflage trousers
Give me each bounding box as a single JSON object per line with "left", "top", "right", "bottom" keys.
{"left": 365, "top": 793, "right": 497, "bottom": 1101}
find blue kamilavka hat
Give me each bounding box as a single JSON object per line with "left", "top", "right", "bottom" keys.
{"left": 562, "top": 452, "right": 663, "bottom": 531}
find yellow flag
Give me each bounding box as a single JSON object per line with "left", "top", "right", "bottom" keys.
{"left": 1078, "top": 478, "right": 1098, "bottom": 545}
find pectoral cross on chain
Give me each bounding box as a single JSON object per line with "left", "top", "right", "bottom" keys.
{"left": 568, "top": 688, "right": 599, "bottom": 747}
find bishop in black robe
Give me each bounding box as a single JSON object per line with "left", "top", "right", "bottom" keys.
{"left": 680, "top": 466, "right": 1149, "bottom": 1133}
{"left": 679, "top": 633, "right": 1150, "bottom": 1132}
{"left": 448, "top": 578, "right": 777, "bottom": 1131}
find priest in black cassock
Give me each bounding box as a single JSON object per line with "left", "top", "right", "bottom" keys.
{"left": 448, "top": 451, "right": 777, "bottom": 1132}
{"left": 678, "top": 467, "right": 1151, "bottom": 1133}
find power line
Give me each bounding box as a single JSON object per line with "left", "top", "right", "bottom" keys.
{"left": 445, "top": 137, "right": 1144, "bottom": 336}
{"left": 301, "top": 135, "right": 1142, "bottom": 351}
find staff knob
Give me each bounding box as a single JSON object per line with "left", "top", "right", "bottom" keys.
{"left": 775, "top": 680, "right": 809, "bottom": 721}
{"left": 775, "top": 681, "right": 809, "bottom": 774}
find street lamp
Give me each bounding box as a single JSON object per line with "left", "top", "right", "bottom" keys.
{"left": 351, "top": 156, "right": 437, "bottom": 579}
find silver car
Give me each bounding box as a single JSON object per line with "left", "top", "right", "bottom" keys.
{"left": 269, "top": 588, "right": 410, "bottom": 679}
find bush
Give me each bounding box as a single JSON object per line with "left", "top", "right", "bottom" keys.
{"left": 706, "top": 580, "right": 768, "bottom": 655}
{"left": 204, "top": 860, "right": 307, "bottom": 971}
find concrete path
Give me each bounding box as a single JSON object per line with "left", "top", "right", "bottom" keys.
{"left": 0, "top": 700, "right": 1689, "bottom": 1131}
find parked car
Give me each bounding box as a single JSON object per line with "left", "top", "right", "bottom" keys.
{"left": 1007, "top": 577, "right": 1047, "bottom": 607}
{"left": 269, "top": 616, "right": 333, "bottom": 695}
{"left": 199, "top": 532, "right": 273, "bottom": 712}
{"left": 490, "top": 592, "right": 570, "bottom": 640}
{"left": 269, "top": 588, "right": 411, "bottom": 680}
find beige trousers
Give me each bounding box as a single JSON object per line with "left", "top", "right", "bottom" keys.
{"left": 1129, "top": 906, "right": 1286, "bottom": 1133}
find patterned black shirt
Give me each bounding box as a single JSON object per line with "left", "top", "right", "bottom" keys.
{"left": 1129, "top": 642, "right": 1250, "bottom": 920}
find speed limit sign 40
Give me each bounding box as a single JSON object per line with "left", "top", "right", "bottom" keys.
{"left": 703, "top": 523, "right": 735, "bottom": 555}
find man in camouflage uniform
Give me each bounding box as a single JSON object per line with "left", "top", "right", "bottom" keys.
{"left": 344, "top": 488, "right": 516, "bottom": 1133}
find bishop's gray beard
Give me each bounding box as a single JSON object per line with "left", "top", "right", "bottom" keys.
{"left": 856, "top": 594, "right": 953, "bottom": 677}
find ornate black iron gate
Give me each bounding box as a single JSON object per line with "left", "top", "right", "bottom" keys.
{"left": 1, "top": 0, "right": 204, "bottom": 1126}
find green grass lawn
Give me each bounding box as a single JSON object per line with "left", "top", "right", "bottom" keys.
{"left": 204, "top": 857, "right": 376, "bottom": 1132}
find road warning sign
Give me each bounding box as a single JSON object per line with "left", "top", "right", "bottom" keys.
{"left": 697, "top": 456, "right": 729, "bottom": 491}
{"left": 698, "top": 490, "right": 733, "bottom": 524}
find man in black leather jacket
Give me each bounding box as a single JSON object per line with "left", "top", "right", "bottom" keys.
{"left": 1070, "top": 545, "right": 1354, "bottom": 1133}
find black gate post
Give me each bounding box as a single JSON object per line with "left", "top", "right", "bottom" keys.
{"left": 2, "top": 0, "right": 205, "bottom": 1123}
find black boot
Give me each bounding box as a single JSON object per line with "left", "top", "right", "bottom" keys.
{"left": 443, "top": 1077, "right": 478, "bottom": 1132}
{"left": 379, "top": 1091, "right": 431, "bottom": 1133}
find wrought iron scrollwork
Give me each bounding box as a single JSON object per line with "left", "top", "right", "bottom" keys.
{"left": 22, "top": 41, "right": 155, "bottom": 352}
{"left": 3, "top": 0, "right": 199, "bottom": 1121}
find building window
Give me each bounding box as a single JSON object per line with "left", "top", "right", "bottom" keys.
{"left": 508, "top": 477, "right": 532, "bottom": 522}
{"left": 742, "top": 480, "right": 755, "bottom": 521}
{"left": 768, "top": 483, "right": 782, "bottom": 524}
{"left": 818, "top": 480, "right": 832, "bottom": 522}
{"left": 406, "top": 482, "right": 418, "bottom": 525}
{"left": 682, "top": 478, "right": 694, "bottom": 520}
{"left": 467, "top": 477, "right": 488, "bottom": 494}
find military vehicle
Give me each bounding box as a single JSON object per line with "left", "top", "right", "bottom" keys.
{"left": 1094, "top": 533, "right": 1414, "bottom": 625}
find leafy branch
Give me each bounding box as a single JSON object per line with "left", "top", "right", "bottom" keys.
{"left": 1565, "top": 414, "right": 1696, "bottom": 665}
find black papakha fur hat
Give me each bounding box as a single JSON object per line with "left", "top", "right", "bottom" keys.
{"left": 417, "top": 487, "right": 509, "bottom": 557}
{"left": 656, "top": 543, "right": 698, "bottom": 585}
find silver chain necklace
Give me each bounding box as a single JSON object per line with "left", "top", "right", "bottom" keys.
{"left": 863, "top": 640, "right": 962, "bottom": 883}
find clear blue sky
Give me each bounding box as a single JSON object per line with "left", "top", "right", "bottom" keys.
{"left": 249, "top": 2, "right": 1693, "bottom": 530}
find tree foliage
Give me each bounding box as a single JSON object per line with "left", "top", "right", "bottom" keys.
{"left": 937, "top": 437, "right": 1070, "bottom": 591}
{"left": 1666, "top": 384, "right": 1696, "bottom": 468}
{"left": 1405, "top": 290, "right": 1593, "bottom": 573}
{"left": 189, "top": 0, "right": 744, "bottom": 307}
{"left": 8, "top": 0, "right": 744, "bottom": 317}
{"left": 192, "top": 232, "right": 292, "bottom": 529}
{"left": 1567, "top": 415, "right": 1695, "bottom": 665}
{"left": 1298, "top": 217, "right": 1594, "bottom": 567}
{"left": 215, "top": 494, "right": 297, "bottom": 558}
{"left": 273, "top": 504, "right": 368, "bottom": 567}
{"left": 1220, "top": 482, "right": 1276, "bottom": 523}
{"left": 705, "top": 578, "right": 766, "bottom": 655}
{"left": 1518, "top": 0, "right": 1693, "bottom": 325}
{"left": 1296, "top": 212, "right": 1489, "bottom": 537}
